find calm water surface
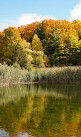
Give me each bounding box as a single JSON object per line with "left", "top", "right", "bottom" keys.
{"left": 0, "top": 84, "right": 81, "bottom": 137}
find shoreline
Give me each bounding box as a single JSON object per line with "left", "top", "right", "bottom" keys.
{"left": 0, "top": 81, "right": 81, "bottom": 86}
{"left": 0, "top": 82, "right": 38, "bottom": 86}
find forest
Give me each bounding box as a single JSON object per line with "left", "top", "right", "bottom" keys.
{"left": 0, "top": 19, "right": 81, "bottom": 69}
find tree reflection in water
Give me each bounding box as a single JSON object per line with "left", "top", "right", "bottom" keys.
{"left": 0, "top": 84, "right": 81, "bottom": 137}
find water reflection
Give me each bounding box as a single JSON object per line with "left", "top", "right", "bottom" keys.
{"left": 0, "top": 84, "right": 81, "bottom": 137}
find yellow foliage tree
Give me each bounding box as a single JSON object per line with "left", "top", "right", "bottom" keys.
{"left": 31, "top": 34, "right": 43, "bottom": 51}
{"left": 0, "top": 27, "right": 27, "bottom": 67}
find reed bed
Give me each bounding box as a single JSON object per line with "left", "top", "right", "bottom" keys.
{"left": 0, "top": 64, "right": 81, "bottom": 84}
{"left": 0, "top": 64, "right": 28, "bottom": 84}
{"left": 33, "top": 67, "right": 81, "bottom": 84}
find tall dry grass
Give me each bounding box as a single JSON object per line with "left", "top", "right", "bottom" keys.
{"left": 0, "top": 64, "right": 28, "bottom": 84}
{"left": 0, "top": 64, "right": 81, "bottom": 84}
{"left": 33, "top": 67, "right": 81, "bottom": 84}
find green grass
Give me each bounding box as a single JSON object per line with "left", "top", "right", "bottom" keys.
{"left": 0, "top": 64, "right": 81, "bottom": 84}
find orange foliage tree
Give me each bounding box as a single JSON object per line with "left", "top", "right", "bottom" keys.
{"left": 18, "top": 22, "right": 39, "bottom": 42}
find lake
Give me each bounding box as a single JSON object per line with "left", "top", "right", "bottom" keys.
{"left": 0, "top": 84, "right": 81, "bottom": 137}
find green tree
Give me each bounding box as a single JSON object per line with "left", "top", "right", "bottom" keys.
{"left": 36, "top": 23, "right": 45, "bottom": 40}
{"left": 36, "top": 22, "right": 46, "bottom": 47}
{"left": 45, "top": 28, "right": 61, "bottom": 66}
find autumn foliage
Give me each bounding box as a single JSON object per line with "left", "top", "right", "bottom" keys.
{"left": 1, "top": 19, "right": 81, "bottom": 68}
